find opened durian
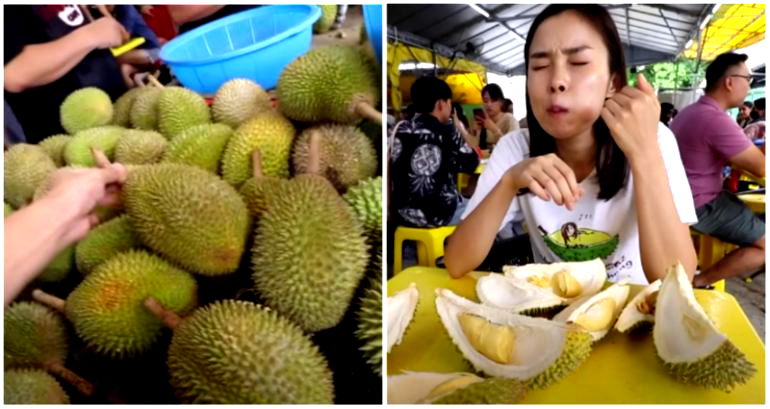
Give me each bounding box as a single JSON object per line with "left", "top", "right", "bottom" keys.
{"left": 435, "top": 288, "right": 592, "bottom": 389}
{"left": 614, "top": 279, "right": 661, "bottom": 333}
{"left": 477, "top": 259, "right": 607, "bottom": 315}
{"left": 653, "top": 263, "right": 756, "bottom": 391}
{"left": 387, "top": 283, "right": 419, "bottom": 353}
{"left": 387, "top": 372, "right": 528, "bottom": 404}
{"left": 553, "top": 282, "right": 629, "bottom": 341}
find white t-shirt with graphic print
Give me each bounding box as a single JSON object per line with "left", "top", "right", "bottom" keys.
{"left": 461, "top": 123, "right": 698, "bottom": 285}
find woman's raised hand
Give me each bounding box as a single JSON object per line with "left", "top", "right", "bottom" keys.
{"left": 503, "top": 153, "right": 583, "bottom": 210}
{"left": 601, "top": 73, "right": 661, "bottom": 161}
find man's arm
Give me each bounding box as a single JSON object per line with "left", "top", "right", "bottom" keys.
{"left": 729, "top": 145, "right": 765, "bottom": 178}
{"left": 5, "top": 18, "right": 128, "bottom": 93}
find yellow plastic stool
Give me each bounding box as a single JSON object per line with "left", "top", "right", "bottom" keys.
{"left": 393, "top": 226, "right": 456, "bottom": 274}
{"left": 696, "top": 234, "right": 737, "bottom": 293}
{"left": 457, "top": 173, "right": 470, "bottom": 193}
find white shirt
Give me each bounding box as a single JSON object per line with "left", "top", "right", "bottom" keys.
{"left": 461, "top": 123, "right": 697, "bottom": 284}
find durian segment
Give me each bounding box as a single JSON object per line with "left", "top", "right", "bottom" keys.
{"left": 435, "top": 288, "right": 592, "bottom": 388}
{"left": 503, "top": 258, "right": 607, "bottom": 300}
{"left": 387, "top": 283, "right": 419, "bottom": 353}
{"left": 553, "top": 283, "right": 629, "bottom": 341}
{"left": 614, "top": 279, "right": 661, "bottom": 333}
{"left": 476, "top": 273, "right": 566, "bottom": 315}
{"left": 653, "top": 263, "right": 756, "bottom": 390}
{"left": 458, "top": 314, "right": 515, "bottom": 364}
{"left": 388, "top": 372, "right": 527, "bottom": 404}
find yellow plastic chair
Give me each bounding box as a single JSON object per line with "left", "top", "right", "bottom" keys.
{"left": 393, "top": 226, "right": 456, "bottom": 274}
{"left": 457, "top": 173, "right": 470, "bottom": 193}
{"left": 695, "top": 234, "right": 736, "bottom": 293}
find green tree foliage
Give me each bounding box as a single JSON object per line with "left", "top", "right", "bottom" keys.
{"left": 627, "top": 58, "right": 707, "bottom": 89}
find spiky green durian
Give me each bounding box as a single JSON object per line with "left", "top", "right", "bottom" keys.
{"left": 251, "top": 174, "right": 368, "bottom": 332}
{"left": 653, "top": 263, "right": 756, "bottom": 391}
{"left": 212, "top": 78, "right": 272, "bottom": 128}
{"left": 167, "top": 300, "right": 334, "bottom": 404}
{"left": 60, "top": 87, "right": 113, "bottom": 134}
{"left": 343, "top": 176, "right": 382, "bottom": 238}
{"left": 4, "top": 369, "right": 70, "bottom": 404}
{"left": 114, "top": 129, "right": 168, "bottom": 164}
{"left": 221, "top": 112, "right": 295, "bottom": 185}
{"left": 123, "top": 164, "right": 250, "bottom": 275}
{"left": 4, "top": 302, "right": 68, "bottom": 369}
{"left": 38, "top": 246, "right": 74, "bottom": 283}
{"left": 64, "top": 126, "right": 124, "bottom": 167}
{"left": 75, "top": 215, "right": 140, "bottom": 275}
{"left": 388, "top": 372, "right": 528, "bottom": 404}
{"left": 157, "top": 86, "right": 211, "bottom": 139}
{"left": 435, "top": 377, "right": 528, "bottom": 404}
{"left": 277, "top": 45, "right": 380, "bottom": 124}
{"left": 64, "top": 250, "right": 198, "bottom": 357}
{"left": 4, "top": 144, "right": 57, "bottom": 207}
{"left": 112, "top": 87, "right": 144, "bottom": 127}
{"left": 355, "top": 260, "right": 382, "bottom": 376}
{"left": 163, "top": 123, "right": 232, "bottom": 173}
{"left": 292, "top": 125, "right": 378, "bottom": 192}
{"left": 313, "top": 5, "right": 337, "bottom": 33}
{"left": 39, "top": 134, "right": 72, "bottom": 166}
{"left": 130, "top": 87, "right": 163, "bottom": 130}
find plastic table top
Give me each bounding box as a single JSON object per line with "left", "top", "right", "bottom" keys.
{"left": 387, "top": 266, "right": 765, "bottom": 404}
{"left": 739, "top": 193, "right": 765, "bottom": 214}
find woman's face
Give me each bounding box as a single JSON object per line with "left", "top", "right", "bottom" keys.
{"left": 527, "top": 11, "right": 616, "bottom": 140}
{"left": 739, "top": 105, "right": 751, "bottom": 119}
{"left": 482, "top": 92, "right": 503, "bottom": 117}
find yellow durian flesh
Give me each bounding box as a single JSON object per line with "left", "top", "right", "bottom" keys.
{"left": 551, "top": 270, "right": 582, "bottom": 298}
{"left": 458, "top": 313, "right": 516, "bottom": 365}
{"left": 573, "top": 298, "right": 617, "bottom": 332}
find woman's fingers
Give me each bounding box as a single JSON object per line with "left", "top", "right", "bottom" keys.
{"left": 549, "top": 157, "right": 581, "bottom": 199}
{"left": 527, "top": 179, "right": 551, "bottom": 202}
{"left": 542, "top": 165, "right": 576, "bottom": 208}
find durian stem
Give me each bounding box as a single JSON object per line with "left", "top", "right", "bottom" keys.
{"left": 31, "top": 289, "right": 66, "bottom": 313}
{"left": 48, "top": 362, "right": 94, "bottom": 397}
{"left": 355, "top": 101, "right": 383, "bottom": 125}
{"left": 146, "top": 74, "right": 165, "bottom": 88}
{"left": 90, "top": 147, "right": 111, "bottom": 168}
{"left": 251, "top": 149, "right": 263, "bottom": 179}
{"left": 144, "top": 298, "right": 181, "bottom": 330}
{"left": 307, "top": 131, "right": 322, "bottom": 175}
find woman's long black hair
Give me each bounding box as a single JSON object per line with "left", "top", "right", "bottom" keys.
{"left": 524, "top": 5, "right": 629, "bottom": 200}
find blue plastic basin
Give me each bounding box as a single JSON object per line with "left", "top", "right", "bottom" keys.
{"left": 362, "top": 5, "right": 382, "bottom": 65}
{"left": 160, "top": 5, "right": 321, "bottom": 94}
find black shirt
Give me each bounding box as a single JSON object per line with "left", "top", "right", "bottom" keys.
{"left": 390, "top": 113, "right": 480, "bottom": 227}
{"left": 4, "top": 5, "right": 127, "bottom": 143}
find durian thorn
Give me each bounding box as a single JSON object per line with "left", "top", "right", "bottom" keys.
{"left": 47, "top": 362, "right": 94, "bottom": 397}
{"left": 307, "top": 130, "right": 322, "bottom": 176}
{"left": 144, "top": 297, "right": 182, "bottom": 330}
{"left": 354, "top": 101, "right": 383, "bottom": 125}
{"left": 31, "top": 289, "right": 66, "bottom": 313}
{"left": 251, "top": 149, "right": 263, "bottom": 179}
{"left": 90, "top": 147, "right": 111, "bottom": 168}
{"left": 146, "top": 74, "right": 165, "bottom": 88}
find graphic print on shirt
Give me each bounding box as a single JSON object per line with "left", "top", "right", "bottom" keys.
{"left": 58, "top": 5, "right": 84, "bottom": 26}
{"left": 409, "top": 143, "right": 442, "bottom": 194}
{"left": 538, "top": 222, "right": 619, "bottom": 262}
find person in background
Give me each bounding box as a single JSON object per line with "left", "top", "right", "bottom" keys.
{"left": 5, "top": 160, "right": 127, "bottom": 304}
{"left": 452, "top": 102, "right": 470, "bottom": 130}
{"left": 736, "top": 100, "right": 754, "bottom": 128}
{"left": 660, "top": 102, "right": 675, "bottom": 127}
{"left": 670, "top": 52, "right": 765, "bottom": 287}
{"left": 502, "top": 98, "right": 514, "bottom": 114}
{"left": 390, "top": 76, "right": 479, "bottom": 228}
{"left": 473, "top": 83, "right": 519, "bottom": 150}
{"left": 4, "top": 5, "right": 132, "bottom": 143}
{"left": 744, "top": 97, "right": 765, "bottom": 141}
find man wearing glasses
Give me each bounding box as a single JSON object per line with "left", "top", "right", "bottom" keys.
{"left": 671, "top": 52, "right": 765, "bottom": 288}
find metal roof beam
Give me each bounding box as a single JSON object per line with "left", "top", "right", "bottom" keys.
{"left": 676, "top": 4, "right": 715, "bottom": 56}
{"left": 648, "top": 4, "right": 703, "bottom": 18}
{"left": 628, "top": 6, "right": 698, "bottom": 26}
{"left": 435, "top": 4, "right": 513, "bottom": 45}
{"left": 498, "top": 4, "right": 630, "bottom": 21}
{"left": 412, "top": 5, "right": 468, "bottom": 37}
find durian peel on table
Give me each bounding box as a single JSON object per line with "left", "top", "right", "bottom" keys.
{"left": 387, "top": 267, "right": 765, "bottom": 404}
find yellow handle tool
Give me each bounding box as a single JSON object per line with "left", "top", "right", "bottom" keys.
{"left": 111, "top": 37, "right": 146, "bottom": 57}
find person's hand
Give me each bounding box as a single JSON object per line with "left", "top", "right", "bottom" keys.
{"left": 80, "top": 17, "right": 130, "bottom": 49}
{"left": 452, "top": 111, "right": 466, "bottom": 132}
{"left": 503, "top": 153, "right": 583, "bottom": 210}
{"left": 482, "top": 115, "right": 497, "bottom": 131}
{"left": 39, "top": 154, "right": 127, "bottom": 244}
{"left": 120, "top": 63, "right": 140, "bottom": 88}
{"left": 601, "top": 73, "right": 661, "bottom": 161}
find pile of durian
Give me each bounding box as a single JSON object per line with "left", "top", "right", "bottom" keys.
{"left": 4, "top": 28, "right": 382, "bottom": 404}
{"left": 387, "top": 260, "right": 757, "bottom": 404}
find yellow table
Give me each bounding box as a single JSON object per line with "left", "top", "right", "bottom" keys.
{"left": 388, "top": 267, "right": 765, "bottom": 404}
{"left": 739, "top": 193, "right": 765, "bottom": 214}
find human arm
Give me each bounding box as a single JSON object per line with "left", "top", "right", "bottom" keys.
{"left": 601, "top": 74, "right": 697, "bottom": 282}
{"left": 4, "top": 161, "right": 127, "bottom": 304}
{"left": 167, "top": 5, "right": 224, "bottom": 25}
{"left": 4, "top": 17, "right": 128, "bottom": 93}
{"left": 729, "top": 144, "right": 765, "bottom": 179}
{"left": 453, "top": 111, "right": 477, "bottom": 148}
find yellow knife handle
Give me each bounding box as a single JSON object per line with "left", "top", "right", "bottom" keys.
{"left": 111, "top": 37, "right": 146, "bottom": 57}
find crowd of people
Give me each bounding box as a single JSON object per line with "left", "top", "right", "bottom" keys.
{"left": 388, "top": 4, "right": 764, "bottom": 288}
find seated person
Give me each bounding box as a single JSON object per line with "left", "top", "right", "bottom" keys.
{"left": 671, "top": 52, "right": 765, "bottom": 287}
{"left": 389, "top": 76, "right": 479, "bottom": 228}
{"left": 445, "top": 5, "right": 698, "bottom": 284}
{"left": 473, "top": 83, "right": 519, "bottom": 150}
{"left": 737, "top": 100, "right": 753, "bottom": 128}
{"left": 744, "top": 97, "right": 765, "bottom": 141}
